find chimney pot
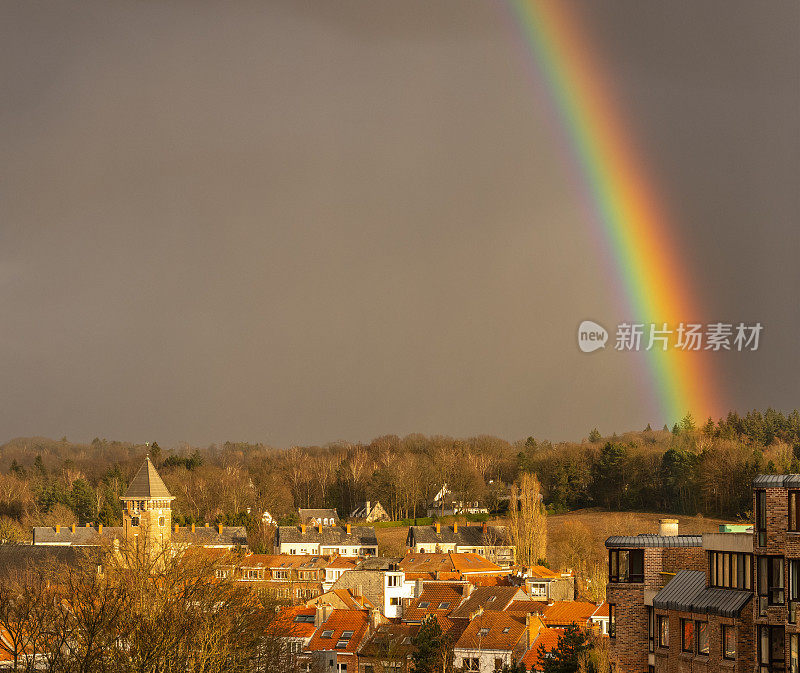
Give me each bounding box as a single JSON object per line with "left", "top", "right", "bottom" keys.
{"left": 205, "top": 523, "right": 209, "bottom": 528}
{"left": 346, "top": 523, "right": 351, "bottom": 534}
{"left": 71, "top": 524, "right": 76, "bottom": 533}
{"left": 86, "top": 522, "right": 90, "bottom": 527}
{"left": 175, "top": 524, "right": 179, "bottom": 533}
{"left": 453, "top": 522, "right": 458, "bottom": 534}
{"left": 301, "top": 524, "right": 306, "bottom": 534}
{"left": 55, "top": 525, "right": 60, "bottom": 534}
{"left": 191, "top": 523, "right": 196, "bottom": 533}
{"left": 435, "top": 522, "right": 441, "bottom": 534}
{"left": 318, "top": 523, "right": 322, "bottom": 533}
{"left": 98, "top": 524, "right": 102, "bottom": 534}
{"left": 218, "top": 523, "right": 223, "bottom": 534}
{"left": 659, "top": 519, "right": 679, "bottom": 537}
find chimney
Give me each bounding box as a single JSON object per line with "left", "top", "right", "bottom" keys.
{"left": 482, "top": 522, "right": 487, "bottom": 532}
{"left": 659, "top": 519, "right": 679, "bottom": 537}
{"left": 315, "top": 603, "right": 325, "bottom": 628}
{"left": 55, "top": 525, "right": 60, "bottom": 534}
{"left": 464, "top": 582, "right": 473, "bottom": 597}
{"left": 322, "top": 603, "right": 334, "bottom": 624}
{"left": 435, "top": 522, "right": 441, "bottom": 534}
{"left": 346, "top": 524, "right": 351, "bottom": 535}
{"left": 526, "top": 614, "right": 537, "bottom": 646}
{"left": 218, "top": 524, "right": 223, "bottom": 534}
{"left": 318, "top": 523, "right": 323, "bottom": 534}
{"left": 301, "top": 524, "right": 306, "bottom": 534}
{"left": 86, "top": 522, "right": 90, "bottom": 527}
{"left": 453, "top": 522, "right": 458, "bottom": 534}
{"left": 354, "top": 584, "right": 363, "bottom": 598}
{"left": 205, "top": 523, "right": 210, "bottom": 528}
{"left": 98, "top": 524, "right": 102, "bottom": 534}
{"left": 71, "top": 524, "right": 76, "bottom": 533}
{"left": 175, "top": 524, "right": 179, "bottom": 533}
{"left": 191, "top": 523, "right": 196, "bottom": 533}
{"left": 369, "top": 607, "right": 381, "bottom": 631}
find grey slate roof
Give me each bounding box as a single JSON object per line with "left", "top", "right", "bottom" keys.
{"left": 33, "top": 526, "right": 124, "bottom": 546}
{"left": 0, "top": 545, "right": 83, "bottom": 576}
{"left": 653, "top": 570, "right": 752, "bottom": 617}
{"left": 32, "top": 525, "right": 246, "bottom": 547}
{"left": 753, "top": 474, "right": 800, "bottom": 488}
{"left": 408, "top": 524, "right": 510, "bottom": 547}
{"left": 173, "top": 526, "right": 247, "bottom": 547}
{"left": 278, "top": 525, "right": 377, "bottom": 546}
{"left": 123, "top": 457, "right": 173, "bottom": 499}
{"left": 605, "top": 535, "right": 702, "bottom": 548}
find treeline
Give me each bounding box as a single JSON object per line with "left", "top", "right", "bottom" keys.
{"left": 1, "top": 409, "right": 799, "bottom": 542}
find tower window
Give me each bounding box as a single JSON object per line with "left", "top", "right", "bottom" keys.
{"left": 159, "top": 517, "right": 165, "bottom": 527}
{"left": 131, "top": 517, "right": 140, "bottom": 527}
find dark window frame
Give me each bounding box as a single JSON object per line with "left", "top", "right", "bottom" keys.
{"left": 709, "top": 551, "right": 753, "bottom": 590}
{"left": 723, "top": 624, "right": 736, "bottom": 661}
{"left": 756, "top": 489, "right": 767, "bottom": 547}
{"left": 681, "top": 619, "right": 694, "bottom": 654}
{"left": 759, "top": 625, "right": 786, "bottom": 673}
{"left": 608, "top": 548, "right": 644, "bottom": 583}
{"left": 757, "top": 556, "right": 786, "bottom": 606}
{"left": 657, "top": 614, "right": 669, "bottom": 648}
{"left": 695, "top": 621, "right": 709, "bottom": 656}
{"left": 609, "top": 603, "right": 616, "bottom": 638}
{"left": 791, "top": 491, "right": 800, "bottom": 532}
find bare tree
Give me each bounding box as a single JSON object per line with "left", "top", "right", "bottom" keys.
{"left": 508, "top": 473, "right": 547, "bottom": 566}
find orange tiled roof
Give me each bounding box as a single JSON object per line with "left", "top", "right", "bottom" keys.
{"left": 273, "top": 606, "right": 318, "bottom": 639}
{"left": 403, "top": 585, "right": 464, "bottom": 623}
{"left": 454, "top": 611, "right": 527, "bottom": 651}
{"left": 526, "top": 565, "right": 562, "bottom": 579}
{"left": 506, "top": 599, "right": 548, "bottom": 615}
{"left": 522, "top": 627, "right": 563, "bottom": 671}
{"left": 591, "top": 602, "right": 609, "bottom": 619}
{"left": 306, "top": 609, "right": 370, "bottom": 658}
{"left": 542, "top": 601, "right": 597, "bottom": 626}
{"left": 399, "top": 552, "right": 505, "bottom": 578}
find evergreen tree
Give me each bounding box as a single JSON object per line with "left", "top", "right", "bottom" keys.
{"left": 33, "top": 454, "right": 47, "bottom": 477}
{"left": 539, "top": 623, "right": 593, "bottom": 673}
{"left": 71, "top": 479, "right": 97, "bottom": 523}
{"left": 588, "top": 428, "right": 602, "bottom": 443}
{"left": 411, "top": 615, "right": 453, "bottom": 673}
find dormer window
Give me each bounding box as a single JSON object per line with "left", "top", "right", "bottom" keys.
{"left": 478, "top": 628, "right": 489, "bottom": 637}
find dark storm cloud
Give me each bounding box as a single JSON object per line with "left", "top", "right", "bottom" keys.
{"left": 0, "top": 1, "right": 797, "bottom": 446}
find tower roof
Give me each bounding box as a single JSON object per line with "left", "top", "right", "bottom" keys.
{"left": 123, "top": 457, "right": 173, "bottom": 499}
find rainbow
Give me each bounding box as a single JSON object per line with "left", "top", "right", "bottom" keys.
{"left": 506, "top": 0, "right": 720, "bottom": 424}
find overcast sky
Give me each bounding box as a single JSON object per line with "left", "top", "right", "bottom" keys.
{"left": 1, "top": 1, "right": 798, "bottom": 447}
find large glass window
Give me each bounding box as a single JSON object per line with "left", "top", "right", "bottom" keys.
{"left": 758, "top": 556, "right": 786, "bottom": 616}
{"left": 791, "top": 492, "right": 800, "bottom": 532}
{"left": 791, "top": 559, "right": 800, "bottom": 623}
{"left": 681, "top": 619, "right": 694, "bottom": 653}
{"left": 609, "top": 549, "right": 644, "bottom": 583}
{"left": 723, "top": 625, "right": 736, "bottom": 660}
{"left": 759, "top": 625, "right": 785, "bottom": 673}
{"left": 757, "top": 490, "right": 767, "bottom": 547}
{"left": 696, "top": 621, "right": 709, "bottom": 656}
{"left": 709, "top": 551, "right": 752, "bottom": 590}
{"left": 657, "top": 615, "right": 669, "bottom": 648}
{"left": 609, "top": 604, "right": 616, "bottom": 638}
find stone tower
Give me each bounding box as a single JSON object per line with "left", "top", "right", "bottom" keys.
{"left": 120, "top": 456, "right": 175, "bottom": 553}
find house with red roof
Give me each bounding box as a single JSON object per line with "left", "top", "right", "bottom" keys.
{"left": 302, "top": 607, "right": 383, "bottom": 673}
{"left": 521, "top": 627, "right": 564, "bottom": 672}
{"left": 453, "top": 610, "right": 545, "bottom": 672}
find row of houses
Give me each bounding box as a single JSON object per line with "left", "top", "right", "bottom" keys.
{"left": 273, "top": 577, "right": 608, "bottom": 672}
{"left": 606, "top": 474, "right": 800, "bottom": 672}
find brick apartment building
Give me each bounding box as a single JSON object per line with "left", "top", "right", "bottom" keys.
{"left": 606, "top": 475, "right": 800, "bottom": 673}
{"left": 606, "top": 519, "right": 706, "bottom": 672}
